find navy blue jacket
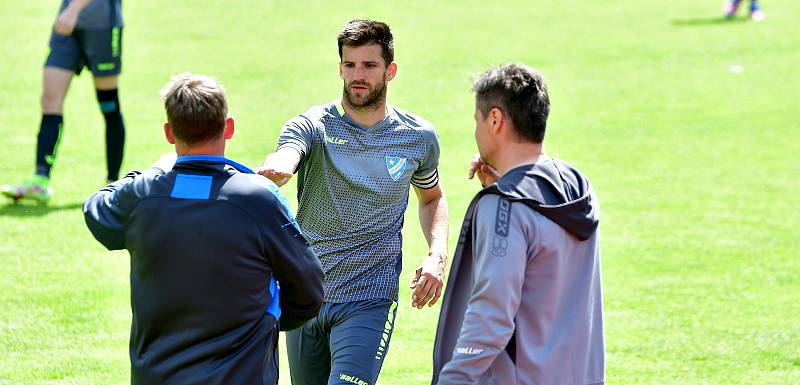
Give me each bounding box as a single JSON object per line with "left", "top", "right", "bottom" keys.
{"left": 83, "top": 156, "right": 324, "bottom": 385}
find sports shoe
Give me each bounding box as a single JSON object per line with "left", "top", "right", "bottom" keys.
{"left": 750, "top": 9, "right": 765, "bottom": 21}
{"left": 1, "top": 175, "right": 52, "bottom": 203}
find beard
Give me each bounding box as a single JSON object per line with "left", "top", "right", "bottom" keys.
{"left": 342, "top": 77, "right": 387, "bottom": 111}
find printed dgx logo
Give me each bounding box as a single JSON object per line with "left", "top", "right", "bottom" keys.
{"left": 494, "top": 198, "right": 511, "bottom": 237}
{"left": 385, "top": 156, "right": 407, "bottom": 181}
{"left": 492, "top": 198, "right": 511, "bottom": 257}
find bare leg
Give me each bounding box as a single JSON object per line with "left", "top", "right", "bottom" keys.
{"left": 34, "top": 66, "right": 75, "bottom": 177}
{"left": 41, "top": 66, "right": 74, "bottom": 114}
{"left": 93, "top": 75, "right": 118, "bottom": 91}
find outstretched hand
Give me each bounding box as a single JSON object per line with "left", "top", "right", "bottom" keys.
{"left": 468, "top": 154, "right": 500, "bottom": 187}
{"left": 255, "top": 152, "right": 295, "bottom": 186}
{"left": 409, "top": 250, "right": 446, "bottom": 309}
{"left": 152, "top": 152, "right": 178, "bottom": 173}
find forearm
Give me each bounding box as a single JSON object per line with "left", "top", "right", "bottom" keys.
{"left": 65, "top": 0, "right": 92, "bottom": 13}
{"left": 419, "top": 194, "right": 448, "bottom": 256}
{"left": 258, "top": 146, "right": 303, "bottom": 186}
{"left": 266, "top": 146, "right": 302, "bottom": 171}
{"left": 437, "top": 308, "right": 514, "bottom": 384}
{"left": 262, "top": 202, "right": 324, "bottom": 331}
{"left": 438, "top": 250, "right": 521, "bottom": 384}
{"left": 83, "top": 172, "right": 139, "bottom": 250}
{"left": 277, "top": 247, "right": 324, "bottom": 331}
{"left": 438, "top": 195, "right": 527, "bottom": 383}
{"left": 410, "top": 184, "right": 449, "bottom": 308}
{"left": 279, "top": 292, "right": 323, "bottom": 331}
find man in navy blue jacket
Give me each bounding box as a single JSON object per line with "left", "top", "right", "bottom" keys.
{"left": 83, "top": 73, "right": 324, "bottom": 385}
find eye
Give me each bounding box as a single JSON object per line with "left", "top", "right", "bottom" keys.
{"left": 343, "top": 63, "right": 354, "bottom": 68}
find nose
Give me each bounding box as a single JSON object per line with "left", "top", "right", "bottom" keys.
{"left": 354, "top": 66, "right": 369, "bottom": 79}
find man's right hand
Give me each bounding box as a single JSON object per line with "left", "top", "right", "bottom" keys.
{"left": 468, "top": 154, "right": 500, "bottom": 187}
{"left": 53, "top": 6, "right": 80, "bottom": 36}
{"left": 255, "top": 150, "right": 298, "bottom": 187}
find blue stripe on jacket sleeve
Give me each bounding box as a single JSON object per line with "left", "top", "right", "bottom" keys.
{"left": 267, "top": 276, "right": 281, "bottom": 320}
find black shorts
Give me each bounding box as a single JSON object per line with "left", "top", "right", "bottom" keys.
{"left": 45, "top": 27, "right": 122, "bottom": 76}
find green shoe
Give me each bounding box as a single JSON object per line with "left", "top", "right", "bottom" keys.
{"left": 1, "top": 175, "right": 52, "bottom": 203}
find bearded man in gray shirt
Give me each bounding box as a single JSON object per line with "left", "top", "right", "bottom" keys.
{"left": 257, "top": 19, "right": 448, "bottom": 385}
{"left": 432, "top": 64, "right": 605, "bottom": 385}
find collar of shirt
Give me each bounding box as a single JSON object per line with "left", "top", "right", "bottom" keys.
{"left": 334, "top": 99, "right": 394, "bottom": 131}
{"left": 175, "top": 155, "right": 254, "bottom": 174}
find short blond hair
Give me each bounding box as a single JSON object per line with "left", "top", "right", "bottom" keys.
{"left": 161, "top": 73, "right": 228, "bottom": 144}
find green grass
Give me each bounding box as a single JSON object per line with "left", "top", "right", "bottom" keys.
{"left": 1, "top": 1, "right": 799, "bottom": 384}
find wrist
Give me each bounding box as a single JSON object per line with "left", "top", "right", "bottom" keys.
{"left": 428, "top": 248, "right": 448, "bottom": 262}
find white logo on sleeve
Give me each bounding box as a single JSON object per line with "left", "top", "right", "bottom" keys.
{"left": 455, "top": 346, "right": 485, "bottom": 355}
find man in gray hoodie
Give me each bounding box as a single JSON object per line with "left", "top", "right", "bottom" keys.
{"left": 432, "top": 64, "right": 605, "bottom": 385}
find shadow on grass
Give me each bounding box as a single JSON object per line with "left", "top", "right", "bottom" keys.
{"left": 0, "top": 202, "right": 83, "bottom": 217}
{"left": 671, "top": 16, "right": 748, "bottom": 26}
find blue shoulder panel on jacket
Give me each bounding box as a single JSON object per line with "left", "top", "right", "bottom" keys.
{"left": 171, "top": 174, "right": 213, "bottom": 200}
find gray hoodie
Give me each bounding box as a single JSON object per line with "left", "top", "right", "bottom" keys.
{"left": 432, "top": 159, "right": 605, "bottom": 385}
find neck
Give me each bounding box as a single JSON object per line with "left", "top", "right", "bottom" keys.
{"left": 175, "top": 140, "right": 226, "bottom": 157}
{"left": 341, "top": 98, "right": 388, "bottom": 127}
{"left": 492, "top": 142, "right": 546, "bottom": 176}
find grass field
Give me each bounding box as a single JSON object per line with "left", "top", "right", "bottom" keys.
{"left": 1, "top": 1, "right": 799, "bottom": 384}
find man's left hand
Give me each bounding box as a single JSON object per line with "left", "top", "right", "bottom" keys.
{"left": 410, "top": 250, "right": 446, "bottom": 309}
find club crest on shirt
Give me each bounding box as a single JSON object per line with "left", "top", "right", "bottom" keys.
{"left": 385, "top": 156, "right": 407, "bottom": 181}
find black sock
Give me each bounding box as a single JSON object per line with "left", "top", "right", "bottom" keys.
{"left": 97, "top": 88, "right": 125, "bottom": 181}
{"left": 35, "top": 114, "right": 64, "bottom": 178}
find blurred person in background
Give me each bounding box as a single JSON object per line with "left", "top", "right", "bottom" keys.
{"left": 2, "top": 0, "right": 125, "bottom": 203}
{"left": 725, "top": 0, "right": 764, "bottom": 21}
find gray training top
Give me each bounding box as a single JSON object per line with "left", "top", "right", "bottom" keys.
{"left": 60, "top": 0, "right": 123, "bottom": 30}
{"left": 433, "top": 160, "right": 605, "bottom": 385}
{"left": 278, "top": 101, "right": 440, "bottom": 303}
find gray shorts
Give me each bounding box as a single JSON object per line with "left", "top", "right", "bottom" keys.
{"left": 45, "top": 27, "right": 122, "bottom": 76}
{"left": 286, "top": 298, "right": 398, "bottom": 385}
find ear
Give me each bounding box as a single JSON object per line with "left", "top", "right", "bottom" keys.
{"left": 164, "top": 123, "right": 176, "bottom": 144}
{"left": 386, "top": 62, "right": 397, "bottom": 81}
{"left": 489, "top": 107, "right": 505, "bottom": 134}
{"left": 339, "top": 62, "right": 344, "bottom": 79}
{"left": 223, "top": 117, "right": 235, "bottom": 140}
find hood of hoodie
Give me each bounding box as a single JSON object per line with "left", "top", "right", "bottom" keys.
{"left": 481, "top": 159, "right": 599, "bottom": 241}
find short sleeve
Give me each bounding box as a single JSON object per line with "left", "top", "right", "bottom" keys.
{"left": 277, "top": 114, "right": 316, "bottom": 160}
{"left": 411, "top": 127, "right": 440, "bottom": 189}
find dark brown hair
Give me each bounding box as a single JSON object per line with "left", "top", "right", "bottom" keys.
{"left": 473, "top": 64, "right": 550, "bottom": 143}
{"left": 337, "top": 19, "right": 394, "bottom": 65}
